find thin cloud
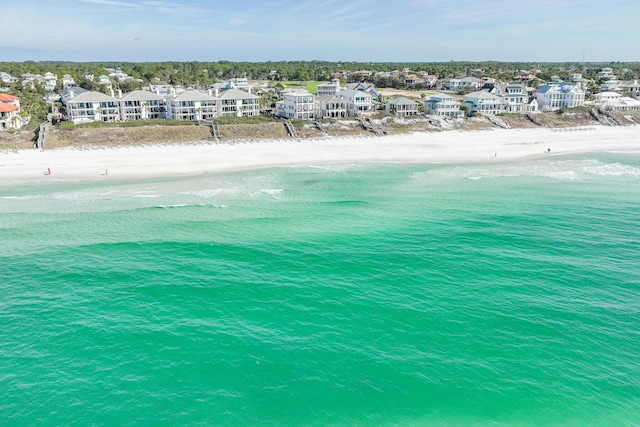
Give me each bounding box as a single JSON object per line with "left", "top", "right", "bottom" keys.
{"left": 78, "top": 0, "right": 137, "bottom": 8}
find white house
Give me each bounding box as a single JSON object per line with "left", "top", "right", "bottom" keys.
{"left": 600, "top": 97, "right": 640, "bottom": 111}
{"left": 43, "top": 72, "right": 57, "bottom": 91}
{"left": 493, "top": 83, "right": 538, "bottom": 113}
{"left": 594, "top": 91, "right": 640, "bottom": 111}
{"left": 278, "top": 89, "right": 315, "bottom": 119}
{"left": 598, "top": 67, "right": 616, "bottom": 79}
{"left": 348, "top": 82, "right": 380, "bottom": 100}
{"left": 618, "top": 79, "right": 640, "bottom": 94}
{"left": 462, "top": 90, "right": 505, "bottom": 116}
{"left": 316, "top": 79, "right": 342, "bottom": 97}
{"left": 315, "top": 95, "right": 347, "bottom": 118}
{"left": 594, "top": 92, "right": 621, "bottom": 103}
{"left": 336, "top": 89, "right": 373, "bottom": 116}
{"left": 0, "top": 72, "right": 18, "bottom": 84}
{"left": 423, "top": 94, "right": 464, "bottom": 117}
{"left": 459, "top": 77, "right": 484, "bottom": 89}
{"left": 536, "top": 83, "right": 585, "bottom": 112}
{"left": 210, "top": 77, "right": 255, "bottom": 95}
{"left": 62, "top": 74, "right": 76, "bottom": 89}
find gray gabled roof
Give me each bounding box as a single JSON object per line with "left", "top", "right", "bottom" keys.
{"left": 121, "top": 90, "right": 164, "bottom": 102}
{"left": 65, "top": 91, "right": 117, "bottom": 104}
{"left": 217, "top": 89, "right": 259, "bottom": 100}
{"left": 171, "top": 90, "right": 217, "bottom": 102}
{"left": 386, "top": 96, "right": 419, "bottom": 105}
{"left": 464, "top": 90, "right": 501, "bottom": 100}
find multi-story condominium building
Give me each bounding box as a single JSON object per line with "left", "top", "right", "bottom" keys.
{"left": 385, "top": 97, "right": 420, "bottom": 117}
{"left": 536, "top": 83, "right": 585, "bottom": 112}
{"left": 0, "top": 94, "right": 27, "bottom": 131}
{"left": 217, "top": 89, "right": 260, "bottom": 117}
{"left": 423, "top": 94, "right": 464, "bottom": 117}
{"left": 279, "top": 89, "right": 315, "bottom": 119}
{"left": 462, "top": 90, "right": 505, "bottom": 116}
{"left": 166, "top": 90, "right": 218, "bottom": 121}
{"left": 120, "top": 90, "right": 166, "bottom": 121}
{"left": 64, "top": 87, "right": 262, "bottom": 123}
{"left": 65, "top": 91, "right": 121, "bottom": 123}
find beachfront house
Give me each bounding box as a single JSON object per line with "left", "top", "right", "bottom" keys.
{"left": 120, "top": 90, "right": 166, "bottom": 121}
{"left": 0, "top": 94, "right": 28, "bottom": 131}
{"left": 493, "top": 83, "right": 538, "bottom": 113}
{"left": 65, "top": 91, "right": 121, "bottom": 123}
{"left": 337, "top": 89, "right": 373, "bottom": 116}
{"left": 423, "top": 94, "right": 464, "bottom": 117}
{"left": 217, "top": 89, "right": 260, "bottom": 117}
{"left": 536, "top": 83, "right": 585, "bottom": 112}
{"left": 315, "top": 96, "right": 347, "bottom": 118}
{"left": 594, "top": 91, "right": 640, "bottom": 111}
{"left": 278, "top": 89, "right": 315, "bottom": 119}
{"left": 462, "top": 91, "right": 505, "bottom": 116}
{"left": 385, "top": 97, "right": 420, "bottom": 117}
{"left": 165, "top": 90, "right": 218, "bottom": 121}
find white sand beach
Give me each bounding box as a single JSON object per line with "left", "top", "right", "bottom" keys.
{"left": 1, "top": 126, "right": 639, "bottom": 184}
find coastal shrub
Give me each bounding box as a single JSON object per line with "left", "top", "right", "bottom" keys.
{"left": 214, "top": 115, "right": 274, "bottom": 125}
{"left": 75, "top": 119, "right": 193, "bottom": 128}
{"left": 58, "top": 122, "right": 76, "bottom": 130}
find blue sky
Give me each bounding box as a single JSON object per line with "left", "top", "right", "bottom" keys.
{"left": 2, "top": 0, "right": 638, "bottom": 62}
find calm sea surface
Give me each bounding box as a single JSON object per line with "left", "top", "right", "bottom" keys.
{"left": 1, "top": 149, "right": 640, "bottom": 426}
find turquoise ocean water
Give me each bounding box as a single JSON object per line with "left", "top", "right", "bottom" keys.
{"left": 2, "top": 150, "right": 640, "bottom": 426}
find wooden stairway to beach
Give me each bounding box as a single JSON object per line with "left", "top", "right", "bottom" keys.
{"left": 280, "top": 119, "right": 298, "bottom": 139}
{"left": 35, "top": 121, "right": 49, "bottom": 149}
{"left": 197, "top": 120, "right": 221, "bottom": 140}
{"left": 357, "top": 117, "right": 385, "bottom": 135}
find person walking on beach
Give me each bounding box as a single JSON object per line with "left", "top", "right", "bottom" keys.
{"left": 46, "top": 167, "right": 51, "bottom": 175}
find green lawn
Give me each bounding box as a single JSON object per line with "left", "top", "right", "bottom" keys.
{"left": 280, "top": 81, "right": 345, "bottom": 95}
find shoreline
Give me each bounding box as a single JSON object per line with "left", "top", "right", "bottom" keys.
{"left": 1, "top": 125, "right": 639, "bottom": 185}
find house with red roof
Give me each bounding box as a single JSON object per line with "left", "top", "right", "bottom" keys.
{"left": 0, "top": 94, "right": 28, "bottom": 131}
